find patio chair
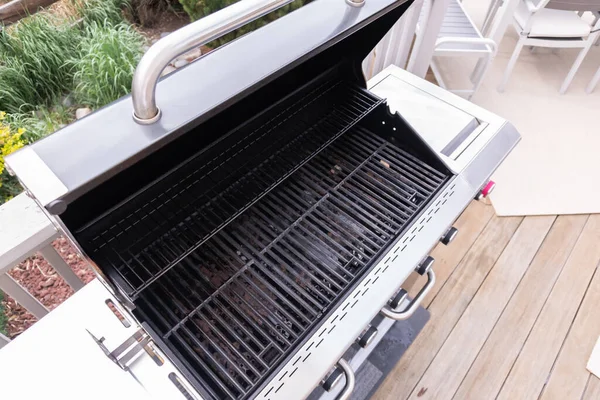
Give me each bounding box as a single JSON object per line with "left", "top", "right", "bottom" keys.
{"left": 411, "top": 0, "right": 497, "bottom": 99}
{"left": 499, "top": 0, "right": 600, "bottom": 93}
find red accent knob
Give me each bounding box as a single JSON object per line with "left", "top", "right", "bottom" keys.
{"left": 481, "top": 181, "right": 496, "bottom": 198}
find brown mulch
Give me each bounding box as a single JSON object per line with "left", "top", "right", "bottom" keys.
{"left": 1, "top": 237, "right": 96, "bottom": 338}
{"left": 136, "top": 8, "right": 189, "bottom": 41}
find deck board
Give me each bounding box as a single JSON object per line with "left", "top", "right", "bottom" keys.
{"left": 497, "top": 215, "right": 600, "bottom": 400}
{"left": 373, "top": 204, "right": 600, "bottom": 400}
{"left": 372, "top": 214, "right": 523, "bottom": 400}
{"left": 453, "top": 215, "right": 588, "bottom": 400}
{"left": 582, "top": 376, "right": 600, "bottom": 400}
{"left": 539, "top": 266, "right": 600, "bottom": 400}
{"left": 407, "top": 216, "right": 555, "bottom": 400}
{"left": 408, "top": 200, "right": 495, "bottom": 306}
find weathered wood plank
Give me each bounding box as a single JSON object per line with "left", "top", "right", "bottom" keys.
{"left": 582, "top": 376, "right": 600, "bottom": 400}
{"left": 497, "top": 214, "right": 600, "bottom": 400}
{"left": 372, "top": 215, "right": 523, "bottom": 400}
{"left": 454, "top": 215, "right": 588, "bottom": 400}
{"left": 407, "top": 200, "right": 495, "bottom": 307}
{"left": 407, "top": 216, "right": 555, "bottom": 400}
{"left": 540, "top": 266, "right": 600, "bottom": 400}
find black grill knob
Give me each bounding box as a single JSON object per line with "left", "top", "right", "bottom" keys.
{"left": 440, "top": 227, "right": 458, "bottom": 245}
{"left": 322, "top": 366, "right": 344, "bottom": 392}
{"left": 357, "top": 326, "right": 378, "bottom": 348}
{"left": 416, "top": 256, "right": 434, "bottom": 275}
{"left": 389, "top": 289, "right": 408, "bottom": 309}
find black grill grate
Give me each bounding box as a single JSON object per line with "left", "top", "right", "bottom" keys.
{"left": 134, "top": 127, "right": 447, "bottom": 399}
{"left": 79, "top": 80, "right": 382, "bottom": 298}
{"left": 77, "top": 80, "right": 449, "bottom": 400}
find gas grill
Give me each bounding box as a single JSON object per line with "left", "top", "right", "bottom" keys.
{"left": 5, "top": 0, "right": 521, "bottom": 399}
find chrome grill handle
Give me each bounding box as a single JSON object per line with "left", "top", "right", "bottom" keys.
{"left": 131, "top": 0, "right": 296, "bottom": 124}
{"left": 334, "top": 359, "right": 356, "bottom": 400}
{"left": 380, "top": 269, "right": 436, "bottom": 321}
{"left": 131, "top": 0, "right": 364, "bottom": 124}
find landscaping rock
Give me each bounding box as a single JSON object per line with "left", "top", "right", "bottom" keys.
{"left": 160, "top": 31, "right": 171, "bottom": 38}
{"left": 61, "top": 94, "right": 73, "bottom": 107}
{"left": 184, "top": 47, "right": 202, "bottom": 62}
{"left": 173, "top": 58, "right": 189, "bottom": 68}
{"left": 161, "top": 65, "right": 176, "bottom": 77}
{"left": 75, "top": 107, "right": 92, "bottom": 120}
{"left": 143, "top": 45, "right": 150, "bottom": 52}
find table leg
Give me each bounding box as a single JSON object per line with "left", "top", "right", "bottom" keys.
{"left": 408, "top": 0, "right": 452, "bottom": 78}
{"left": 473, "top": 0, "right": 521, "bottom": 83}
{"left": 586, "top": 66, "right": 600, "bottom": 94}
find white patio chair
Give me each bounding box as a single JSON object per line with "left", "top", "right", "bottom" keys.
{"left": 411, "top": 0, "right": 497, "bottom": 99}
{"left": 499, "top": 0, "right": 600, "bottom": 93}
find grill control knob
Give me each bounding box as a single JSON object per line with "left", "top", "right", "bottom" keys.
{"left": 357, "top": 326, "right": 378, "bottom": 348}
{"left": 389, "top": 289, "right": 408, "bottom": 309}
{"left": 416, "top": 256, "right": 435, "bottom": 276}
{"left": 440, "top": 227, "right": 458, "bottom": 245}
{"left": 322, "top": 366, "right": 344, "bottom": 392}
{"left": 477, "top": 180, "right": 496, "bottom": 200}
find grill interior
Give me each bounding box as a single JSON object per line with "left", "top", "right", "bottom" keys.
{"left": 74, "top": 78, "right": 449, "bottom": 400}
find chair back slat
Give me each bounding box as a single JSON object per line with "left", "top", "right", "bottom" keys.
{"left": 546, "top": 0, "right": 600, "bottom": 11}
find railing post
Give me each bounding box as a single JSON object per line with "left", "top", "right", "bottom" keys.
{"left": 0, "top": 274, "right": 48, "bottom": 319}
{"left": 38, "top": 245, "right": 84, "bottom": 291}
{"left": 0, "top": 332, "right": 9, "bottom": 349}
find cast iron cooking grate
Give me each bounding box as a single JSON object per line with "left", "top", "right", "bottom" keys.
{"left": 78, "top": 79, "right": 382, "bottom": 298}
{"left": 134, "top": 126, "right": 448, "bottom": 399}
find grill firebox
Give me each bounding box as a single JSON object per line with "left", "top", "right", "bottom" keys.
{"left": 74, "top": 79, "right": 449, "bottom": 399}
{"left": 3, "top": 0, "right": 521, "bottom": 398}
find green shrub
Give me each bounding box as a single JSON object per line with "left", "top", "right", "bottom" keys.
{"left": 75, "top": 0, "right": 131, "bottom": 27}
{"left": 0, "top": 112, "right": 27, "bottom": 203}
{"left": 0, "top": 14, "right": 80, "bottom": 113}
{"left": 0, "top": 0, "right": 146, "bottom": 204}
{"left": 130, "top": 0, "right": 179, "bottom": 27}
{"left": 71, "top": 22, "right": 145, "bottom": 108}
{"left": 0, "top": 291, "right": 7, "bottom": 336}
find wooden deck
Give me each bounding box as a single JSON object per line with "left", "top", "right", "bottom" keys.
{"left": 372, "top": 201, "right": 600, "bottom": 400}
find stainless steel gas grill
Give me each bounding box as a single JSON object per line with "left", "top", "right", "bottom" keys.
{"left": 5, "top": 0, "right": 520, "bottom": 399}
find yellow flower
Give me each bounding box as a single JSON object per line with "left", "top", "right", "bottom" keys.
{"left": 0, "top": 117, "right": 26, "bottom": 177}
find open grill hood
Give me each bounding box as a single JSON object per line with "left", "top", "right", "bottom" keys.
{"left": 6, "top": 0, "right": 414, "bottom": 215}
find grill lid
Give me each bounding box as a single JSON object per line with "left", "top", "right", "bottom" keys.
{"left": 6, "top": 0, "right": 413, "bottom": 214}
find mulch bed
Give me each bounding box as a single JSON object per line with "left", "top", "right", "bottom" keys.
{"left": 1, "top": 237, "right": 95, "bottom": 338}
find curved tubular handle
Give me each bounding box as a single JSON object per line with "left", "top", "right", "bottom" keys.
{"left": 380, "top": 269, "right": 436, "bottom": 321}
{"left": 131, "top": 0, "right": 296, "bottom": 124}
{"left": 335, "top": 359, "right": 356, "bottom": 400}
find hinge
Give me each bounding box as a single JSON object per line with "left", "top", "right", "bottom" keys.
{"left": 87, "top": 328, "right": 150, "bottom": 371}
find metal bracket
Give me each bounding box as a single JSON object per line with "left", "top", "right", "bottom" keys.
{"left": 87, "top": 328, "right": 150, "bottom": 371}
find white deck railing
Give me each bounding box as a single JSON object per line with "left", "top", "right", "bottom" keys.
{"left": 0, "top": 193, "right": 85, "bottom": 349}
